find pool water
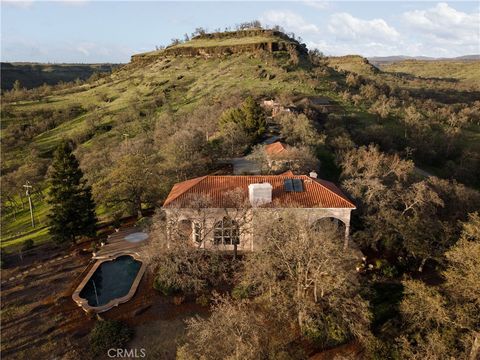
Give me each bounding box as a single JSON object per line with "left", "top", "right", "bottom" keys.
{"left": 79, "top": 255, "right": 142, "bottom": 307}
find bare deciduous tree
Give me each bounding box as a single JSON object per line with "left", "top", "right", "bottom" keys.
{"left": 241, "top": 210, "right": 371, "bottom": 346}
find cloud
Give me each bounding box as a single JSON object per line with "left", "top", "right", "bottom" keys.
{"left": 306, "top": 39, "right": 407, "bottom": 57}
{"left": 2, "top": 39, "right": 133, "bottom": 63}
{"left": 403, "top": 2, "right": 479, "bottom": 48}
{"left": 1, "top": 0, "right": 88, "bottom": 8}
{"left": 328, "top": 12, "right": 400, "bottom": 42}
{"left": 1, "top": 0, "right": 34, "bottom": 8}
{"left": 261, "top": 10, "right": 320, "bottom": 34}
{"left": 303, "top": 0, "right": 329, "bottom": 10}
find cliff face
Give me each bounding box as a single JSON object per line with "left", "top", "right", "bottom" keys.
{"left": 131, "top": 29, "right": 307, "bottom": 64}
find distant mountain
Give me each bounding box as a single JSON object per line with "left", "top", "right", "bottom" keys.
{"left": 0, "top": 62, "right": 121, "bottom": 90}
{"left": 453, "top": 55, "right": 480, "bottom": 61}
{"left": 368, "top": 55, "right": 480, "bottom": 66}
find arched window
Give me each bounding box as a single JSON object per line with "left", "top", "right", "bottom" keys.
{"left": 213, "top": 217, "right": 239, "bottom": 245}
{"left": 177, "top": 219, "right": 193, "bottom": 239}
{"left": 193, "top": 222, "right": 202, "bottom": 243}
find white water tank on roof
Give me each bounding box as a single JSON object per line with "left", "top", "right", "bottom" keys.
{"left": 248, "top": 183, "right": 272, "bottom": 207}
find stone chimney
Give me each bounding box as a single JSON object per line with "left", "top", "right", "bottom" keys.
{"left": 248, "top": 183, "right": 272, "bottom": 207}
{"left": 309, "top": 171, "right": 318, "bottom": 179}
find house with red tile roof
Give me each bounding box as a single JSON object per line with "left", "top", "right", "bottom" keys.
{"left": 163, "top": 172, "right": 355, "bottom": 251}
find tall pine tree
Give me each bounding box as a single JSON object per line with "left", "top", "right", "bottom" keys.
{"left": 48, "top": 141, "right": 97, "bottom": 243}
{"left": 241, "top": 96, "right": 266, "bottom": 138}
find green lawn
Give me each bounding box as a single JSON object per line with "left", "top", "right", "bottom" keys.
{"left": 1, "top": 195, "right": 112, "bottom": 250}
{"left": 1, "top": 196, "right": 51, "bottom": 249}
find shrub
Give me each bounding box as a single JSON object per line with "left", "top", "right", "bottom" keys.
{"left": 89, "top": 320, "right": 133, "bottom": 356}
{"left": 153, "top": 277, "right": 180, "bottom": 296}
{"left": 381, "top": 264, "right": 399, "bottom": 278}
{"left": 231, "top": 283, "right": 252, "bottom": 300}
{"left": 112, "top": 212, "right": 122, "bottom": 229}
{"left": 90, "top": 241, "right": 99, "bottom": 253}
{"left": 195, "top": 294, "right": 210, "bottom": 307}
{"left": 21, "top": 239, "right": 34, "bottom": 252}
{"left": 303, "top": 313, "right": 350, "bottom": 349}
{"left": 135, "top": 217, "right": 152, "bottom": 231}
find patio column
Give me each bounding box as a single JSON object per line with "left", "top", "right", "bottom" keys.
{"left": 343, "top": 224, "right": 350, "bottom": 249}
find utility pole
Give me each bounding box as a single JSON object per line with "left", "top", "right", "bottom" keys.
{"left": 23, "top": 181, "right": 35, "bottom": 228}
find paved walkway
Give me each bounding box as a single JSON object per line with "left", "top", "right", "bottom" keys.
{"left": 4, "top": 253, "right": 73, "bottom": 283}
{"left": 232, "top": 119, "right": 279, "bottom": 175}
{"left": 232, "top": 157, "right": 261, "bottom": 175}
{"left": 414, "top": 166, "right": 433, "bottom": 178}
{"left": 93, "top": 227, "right": 149, "bottom": 259}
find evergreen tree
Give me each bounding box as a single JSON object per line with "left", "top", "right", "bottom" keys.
{"left": 48, "top": 141, "right": 97, "bottom": 243}
{"left": 218, "top": 97, "right": 266, "bottom": 139}
{"left": 241, "top": 96, "right": 266, "bottom": 137}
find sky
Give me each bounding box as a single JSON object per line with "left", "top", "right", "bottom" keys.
{"left": 1, "top": 0, "right": 479, "bottom": 63}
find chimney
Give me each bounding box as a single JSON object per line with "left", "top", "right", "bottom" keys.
{"left": 309, "top": 171, "right": 318, "bottom": 179}
{"left": 248, "top": 183, "right": 272, "bottom": 207}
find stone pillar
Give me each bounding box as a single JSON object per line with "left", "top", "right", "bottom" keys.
{"left": 344, "top": 224, "right": 350, "bottom": 249}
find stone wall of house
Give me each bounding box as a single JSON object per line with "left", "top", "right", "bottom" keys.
{"left": 163, "top": 207, "right": 353, "bottom": 252}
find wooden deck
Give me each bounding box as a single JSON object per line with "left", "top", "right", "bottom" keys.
{"left": 93, "top": 227, "right": 148, "bottom": 259}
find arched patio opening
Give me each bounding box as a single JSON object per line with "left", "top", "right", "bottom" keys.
{"left": 177, "top": 219, "right": 193, "bottom": 240}
{"left": 311, "top": 217, "right": 349, "bottom": 248}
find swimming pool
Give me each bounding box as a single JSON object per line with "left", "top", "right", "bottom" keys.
{"left": 73, "top": 254, "right": 145, "bottom": 313}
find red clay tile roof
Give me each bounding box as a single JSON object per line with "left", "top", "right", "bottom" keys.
{"left": 163, "top": 175, "right": 355, "bottom": 209}
{"left": 264, "top": 141, "right": 287, "bottom": 156}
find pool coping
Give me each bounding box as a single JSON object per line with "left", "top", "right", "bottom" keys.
{"left": 72, "top": 252, "right": 146, "bottom": 313}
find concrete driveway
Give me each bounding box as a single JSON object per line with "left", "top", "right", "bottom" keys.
{"left": 232, "top": 157, "right": 261, "bottom": 175}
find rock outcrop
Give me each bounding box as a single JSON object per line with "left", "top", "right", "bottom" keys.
{"left": 131, "top": 29, "right": 307, "bottom": 64}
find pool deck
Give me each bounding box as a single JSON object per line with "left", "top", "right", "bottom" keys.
{"left": 94, "top": 227, "right": 147, "bottom": 260}
{"left": 72, "top": 226, "right": 149, "bottom": 313}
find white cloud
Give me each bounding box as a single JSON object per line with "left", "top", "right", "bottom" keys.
{"left": 307, "top": 39, "right": 405, "bottom": 57}
{"left": 328, "top": 12, "right": 400, "bottom": 42}
{"left": 1, "top": 0, "right": 88, "bottom": 8}
{"left": 260, "top": 5, "right": 476, "bottom": 58}
{"left": 303, "top": 0, "right": 329, "bottom": 10}
{"left": 403, "top": 2, "right": 480, "bottom": 49}
{"left": 2, "top": 38, "right": 133, "bottom": 63}
{"left": 261, "top": 10, "right": 320, "bottom": 34}
{"left": 1, "top": 0, "right": 34, "bottom": 8}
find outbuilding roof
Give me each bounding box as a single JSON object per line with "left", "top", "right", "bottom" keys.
{"left": 264, "top": 141, "right": 288, "bottom": 156}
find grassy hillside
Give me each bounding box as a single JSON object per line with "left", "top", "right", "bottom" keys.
{"left": 326, "top": 55, "right": 380, "bottom": 76}
{"left": 2, "top": 30, "right": 479, "bottom": 250}
{"left": 0, "top": 31, "right": 329, "bottom": 249}
{"left": 379, "top": 59, "right": 480, "bottom": 85}
{"left": 0, "top": 63, "right": 118, "bottom": 90}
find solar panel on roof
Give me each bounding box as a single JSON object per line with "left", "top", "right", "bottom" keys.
{"left": 293, "top": 179, "right": 304, "bottom": 192}
{"left": 284, "top": 179, "right": 294, "bottom": 192}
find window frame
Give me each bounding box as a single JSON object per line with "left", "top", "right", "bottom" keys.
{"left": 213, "top": 217, "right": 240, "bottom": 245}
{"left": 193, "top": 222, "right": 202, "bottom": 243}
